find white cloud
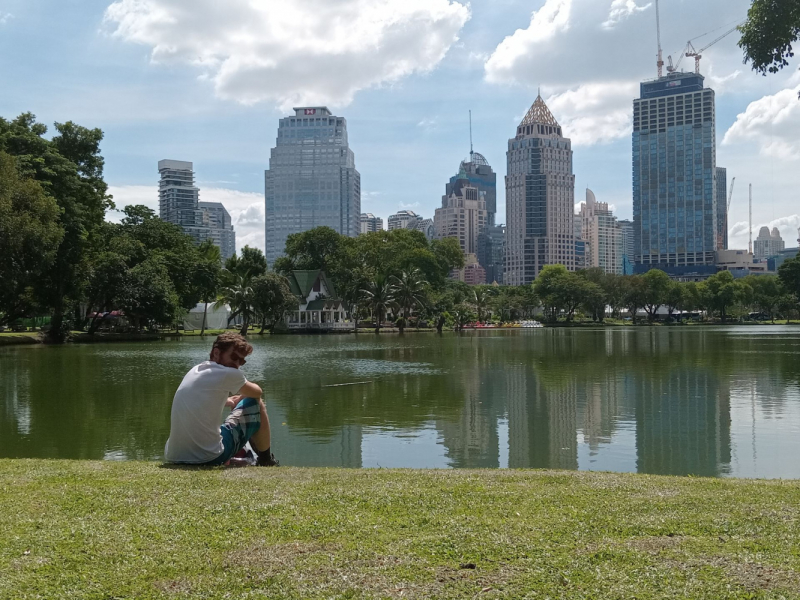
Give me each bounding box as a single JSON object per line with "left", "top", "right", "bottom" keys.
{"left": 104, "top": 0, "right": 470, "bottom": 110}
{"left": 484, "top": 0, "right": 572, "bottom": 84}
{"left": 0, "top": 12, "right": 13, "bottom": 25}
{"left": 728, "top": 215, "right": 800, "bottom": 250}
{"left": 602, "top": 0, "right": 650, "bottom": 30}
{"left": 723, "top": 85, "right": 800, "bottom": 160}
{"left": 545, "top": 82, "right": 637, "bottom": 146}
{"left": 399, "top": 201, "right": 420, "bottom": 209}
{"left": 107, "top": 185, "right": 264, "bottom": 253}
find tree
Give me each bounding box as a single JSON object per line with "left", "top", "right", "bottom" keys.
{"left": 451, "top": 304, "right": 476, "bottom": 332}
{"left": 226, "top": 245, "right": 268, "bottom": 279}
{"left": 580, "top": 280, "right": 607, "bottom": 323}
{"left": 276, "top": 226, "right": 348, "bottom": 275}
{"left": 391, "top": 268, "right": 428, "bottom": 333}
{"left": 251, "top": 272, "right": 297, "bottom": 333}
{"left": 664, "top": 281, "right": 684, "bottom": 320}
{"left": 778, "top": 254, "right": 800, "bottom": 304}
{"left": 472, "top": 286, "right": 493, "bottom": 323}
{"left": 622, "top": 275, "right": 647, "bottom": 324}
{"left": 117, "top": 258, "right": 180, "bottom": 330}
{"left": 642, "top": 269, "right": 671, "bottom": 322}
{"left": 0, "top": 114, "right": 112, "bottom": 341}
{"left": 361, "top": 274, "right": 396, "bottom": 334}
{"left": 216, "top": 272, "right": 256, "bottom": 336}
{"left": 738, "top": 0, "right": 800, "bottom": 75}
{"left": 702, "top": 271, "right": 743, "bottom": 322}
{"left": 0, "top": 151, "right": 63, "bottom": 326}
{"left": 533, "top": 265, "right": 568, "bottom": 322}
{"left": 194, "top": 241, "right": 222, "bottom": 335}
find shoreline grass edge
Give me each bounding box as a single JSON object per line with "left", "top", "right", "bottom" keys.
{"left": 2, "top": 460, "right": 799, "bottom": 598}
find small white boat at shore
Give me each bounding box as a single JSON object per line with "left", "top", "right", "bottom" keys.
{"left": 520, "top": 320, "right": 544, "bottom": 328}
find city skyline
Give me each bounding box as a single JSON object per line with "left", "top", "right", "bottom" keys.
{"left": 3, "top": 0, "right": 798, "bottom": 255}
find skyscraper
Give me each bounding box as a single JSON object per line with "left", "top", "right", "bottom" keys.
{"left": 158, "top": 160, "right": 208, "bottom": 244}
{"left": 632, "top": 72, "right": 717, "bottom": 275}
{"left": 198, "top": 202, "right": 236, "bottom": 261}
{"left": 754, "top": 226, "right": 785, "bottom": 259}
{"left": 434, "top": 179, "right": 488, "bottom": 258}
{"left": 478, "top": 224, "right": 506, "bottom": 284}
{"left": 264, "top": 107, "right": 360, "bottom": 267}
{"left": 158, "top": 160, "right": 236, "bottom": 260}
{"left": 505, "top": 95, "right": 575, "bottom": 285}
{"left": 579, "top": 189, "right": 622, "bottom": 275}
{"left": 618, "top": 219, "right": 635, "bottom": 275}
{"left": 447, "top": 152, "right": 497, "bottom": 225}
{"left": 715, "top": 167, "right": 727, "bottom": 249}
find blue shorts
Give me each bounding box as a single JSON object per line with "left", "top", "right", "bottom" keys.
{"left": 202, "top": 397, "right": 262, "bottom": 466}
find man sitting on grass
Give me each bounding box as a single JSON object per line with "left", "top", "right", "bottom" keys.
{"left": 165, "top": 333, "right": 279, "bottom": 467}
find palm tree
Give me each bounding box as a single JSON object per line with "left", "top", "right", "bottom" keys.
{"left": 215, "top": 270, "right": 255, "bottom": 336}
{"left": 361, "top": 274, "right": 396, "bottom": 334}
{"left": 472, "top": 287, "right": 491, "bottom": 323}
{"left": 391, "top": 268, "right": 428, "bottom": 333}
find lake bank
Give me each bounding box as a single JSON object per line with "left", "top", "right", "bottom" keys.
{"left": 2, "top": 320, "right": 797, "bottom": 346}
{"left": 2, "top": 460, "right": 799, "bottom": 599}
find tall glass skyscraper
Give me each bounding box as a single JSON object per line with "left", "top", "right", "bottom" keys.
{"left": 264, "top": 107, "right": 360, "bottom": 267}
{"left": 632, "top": 72, "right": 717, "bottom": 275}
{"left": 715, "top": 167, "right": 727, "bottom": 250}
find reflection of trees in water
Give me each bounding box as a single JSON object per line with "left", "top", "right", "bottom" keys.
{"left": 0, "top": 346, "right": 175, "bottom": 460}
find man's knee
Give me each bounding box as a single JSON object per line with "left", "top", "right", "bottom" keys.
{"left": 236, "top": 396, "right": 260, "bottom": 410}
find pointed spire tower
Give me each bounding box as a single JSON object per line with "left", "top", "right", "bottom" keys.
{"left": 517, "top": 93, "right": 563, "bottom": 138}
{"left": 505, "top": 91, "right": 576, "bottom": 285}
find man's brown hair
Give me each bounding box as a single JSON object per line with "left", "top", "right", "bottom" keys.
{"left": 210, "top": 333, "right": 253, "bottom": 359}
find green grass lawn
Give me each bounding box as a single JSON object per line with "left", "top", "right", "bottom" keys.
{"left": 2, "top": 461, "right": 799, "bottom": 599}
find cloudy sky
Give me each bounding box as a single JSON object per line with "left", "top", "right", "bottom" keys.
{"left": 1, "top": 0, "right": 798, "bottom": 252}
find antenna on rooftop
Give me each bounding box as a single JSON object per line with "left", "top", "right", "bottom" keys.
{"left": 469, "top": 110, "right": 474, "bottom": 159}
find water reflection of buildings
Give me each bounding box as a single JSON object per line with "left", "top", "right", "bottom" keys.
{"left": 634, "top": 368, "right": 731, "bottom": 477}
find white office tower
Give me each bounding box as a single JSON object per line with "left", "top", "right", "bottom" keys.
{"left": 579, "top": 189, "right": 623, "bottom": 274}
{"left": 265, "top": 107, "right": 361, "bottom": 267}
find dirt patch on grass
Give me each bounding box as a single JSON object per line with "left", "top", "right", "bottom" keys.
{"left": 676, "top": 555, "right": 800, "bottom": 592}
{"left": 226, "top": 541, "right": 517, "bottom": 598}
{"left": 152, "top": 579, "right": 193, "bottom": 596}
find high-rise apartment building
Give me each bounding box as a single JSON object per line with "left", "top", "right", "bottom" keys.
{"left": 415, "top": 218, "right": 437, "bottom": 241}
{"left": 505, "top": 95, "right": 575, "bottom": 285}
{"left": 434, "top": 180, "right": 488, "bottom": 257}
{"left": 158, "top": 160, "right": 235, "bottom": 260}
{"left": 158, "top": 160, "right": 208, "bottom": 243}
{"left": 387, "top": 210, "right": 422, "bottom": 231}
{"left": 618, "top": 219, "right": 635, "bottom": 275}
{"left": 360, "top": 213, "right": 383, "bottom": 234}
{"left": 579, "top": 189, "right": 622, "bottom": 275}
{"left": 198, "top": 202, "right": 236, "bottom": 261}
{"left": 447, "top": 152, "right": 497, "bottom": 225}
{"left": 754, "top": 226, "right": 785, "bottom": 259}
{"left": 632, "top": 72, "right": 717, "bottom": 275}
{"left": 264, "top": 107, "right": 360, "bottom": 267}
{"left": 716, "top": 167, "right": 727, "bottom": 249}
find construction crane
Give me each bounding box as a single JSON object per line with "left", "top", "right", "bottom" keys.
{"left": 655, "top": 0, "right": 664, "bottom": 77}
{"left": 685, "top": 22, "right": 743, "bottom": 74}
{"left": 718, "top": 177, "right": 735, "bottom": 250}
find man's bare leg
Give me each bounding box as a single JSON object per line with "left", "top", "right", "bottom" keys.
{"left": 249, "top": 398, "right": 278, "bottom": 466}
{"left": 250, "top": 398, "right": 271, "bottom": 452}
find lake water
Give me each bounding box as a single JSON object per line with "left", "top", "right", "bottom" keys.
{"left": 1, "top": 327, "right": 799, "bottom": 478}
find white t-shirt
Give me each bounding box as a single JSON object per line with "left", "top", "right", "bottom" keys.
{"left": 164, "top": 361, "right": 247, "bottom": 463}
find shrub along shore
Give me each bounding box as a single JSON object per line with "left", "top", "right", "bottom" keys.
{"left": 2, "top": 460, "right": 799, "bottom": 599}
